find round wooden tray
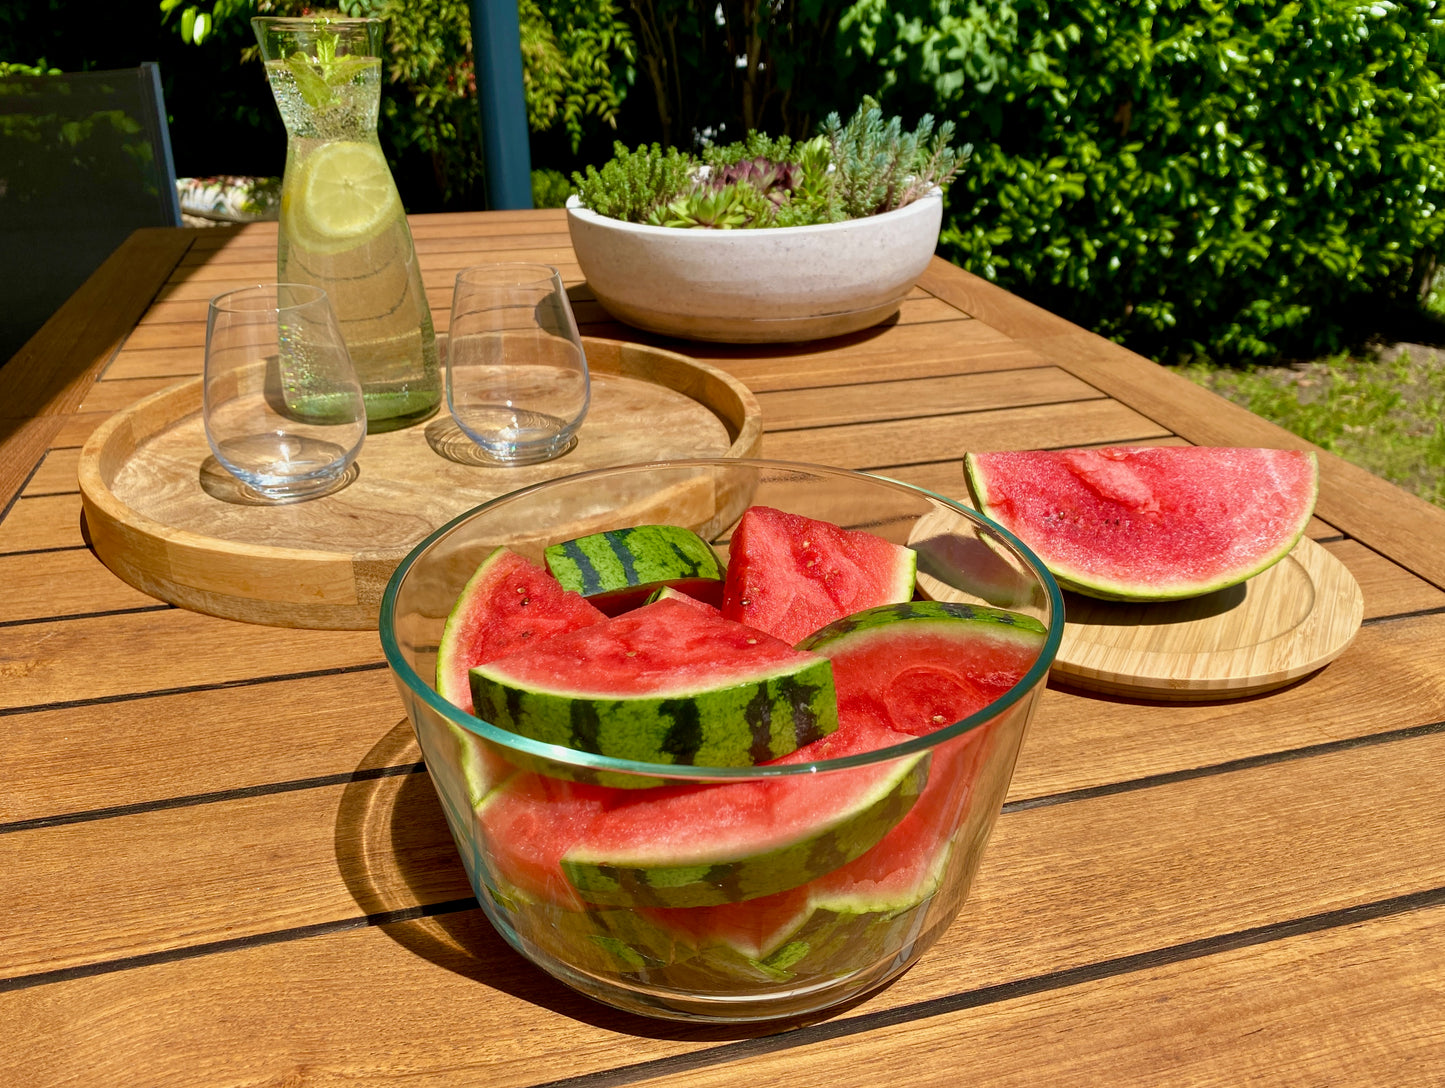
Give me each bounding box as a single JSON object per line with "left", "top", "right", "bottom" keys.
{"left": 1050, "top": 535, "right": 1364, "bottom": 700}
{"left": 79, "top": 338, "right": 761, "bottom": 629}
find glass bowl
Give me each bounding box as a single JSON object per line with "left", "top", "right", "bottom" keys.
{"left": 380, "top": 459, "right": 1063, "bottom": 1022}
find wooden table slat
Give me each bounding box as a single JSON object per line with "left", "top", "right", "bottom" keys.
{"left": 0, "top": 609, "right": 382, "bottom": 710}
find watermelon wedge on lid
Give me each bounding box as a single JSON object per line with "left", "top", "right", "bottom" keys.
{"left": 964, "top": 446, "right": 1318, "bottom": 601}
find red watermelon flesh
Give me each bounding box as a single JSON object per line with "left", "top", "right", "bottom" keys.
{"left": 825, "top": 619, "right": 1043, "bottom": 737}
{"left": 475, "top": 773, "right": 611, "bottom": 911}
{"left": 964, "top": 446, "right": 1318, "bottom": 601}
{"left": 436, "top": 548, "right": 605, "bottom": 714}
{"left": 721, "top": 505, "right": 918, "bottom": 645}
{"left": 471, "top": 596, "right": 820, "bottom": 700}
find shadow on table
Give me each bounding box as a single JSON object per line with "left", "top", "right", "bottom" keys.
{"left": 332, "top": 718, "right": 851, "bottom": 1043}
{"left": 1061, "top": 583, "right": 1247, "bottom": 626}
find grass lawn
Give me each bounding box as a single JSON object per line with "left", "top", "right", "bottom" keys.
{"left": 1179, "top": 343, "right": 1445, "bottom": 508}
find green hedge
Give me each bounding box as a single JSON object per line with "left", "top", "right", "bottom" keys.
{"left": 842, "top": 0, "right": 1445, "bottom": 363}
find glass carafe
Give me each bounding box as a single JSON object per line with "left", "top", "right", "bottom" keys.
{"left": 252, "top": 16, "right": 441, "bottom": 433}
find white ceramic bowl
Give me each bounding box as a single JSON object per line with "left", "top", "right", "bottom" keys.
{"left": 565, "top": 192, "right": 943, "bottom": 343}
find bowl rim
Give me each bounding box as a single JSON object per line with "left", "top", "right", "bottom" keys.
{"left": 564, "top": 189, "right": 942, "bottom": 241}
{"left": 379, "top": 457, "right": 1064, "bottom": 783}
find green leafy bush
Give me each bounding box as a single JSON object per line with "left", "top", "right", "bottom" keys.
{"left": 840, "top": 0, "right": 1445, "bottom": 363}
{"left": 530, "top": 167, "right": 575, "bottom": 208}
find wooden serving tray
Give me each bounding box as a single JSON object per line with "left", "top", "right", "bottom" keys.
{"left": 79, "top": 338, "right": 761, "bottom": 629}
{"left": 1051, "top": 535, "right": 1364, "bottom": 700}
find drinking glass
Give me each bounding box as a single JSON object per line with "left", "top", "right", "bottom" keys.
{"left": 204, "top": 283, "right": 367, "bottom": 502}
{"left": 446, "top": 263, "right": 590, "bottom": 465}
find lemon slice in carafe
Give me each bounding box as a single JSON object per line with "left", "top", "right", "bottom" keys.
{"left": 285, "top": 140, "right": 402, "bottom": 251}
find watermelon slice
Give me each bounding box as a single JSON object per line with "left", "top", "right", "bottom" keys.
{"left": 631, "top": 717, "right": 972, "bottom": 970}
{"left": 436, "top": 547, "right": 606, "bottom": 715}
{"left": 427, "top": 549, "right": 608, "bottom": 818}
{"left": 964, "top": 446, "right": 1319, "bottom": 601}
{"left": 558, "top": 710, "right": 928, "bottom": 908}
{"left": 475, "top": 710, "right": 928, "bottom": 911}
{"left": 474, "top": 773, "right": 612, "bottom": 911}
{"left": 469, "top": 597, "right": 838, "bottom": 767}
{"left": 799, "top": 600, "right": 1048, "bottom": 737}
{"left": 545, "top": 524, "right": 725, "bottom": 613}
{"left": 721, "top": 505, "right": 918, "bottom": 645}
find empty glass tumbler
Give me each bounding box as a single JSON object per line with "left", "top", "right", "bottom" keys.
{"left": 253, "top": 16, "right": 442, "bottom": 432}
{"left": 446, "top": 263, "right": 590, "bottom": 465}
{"left": 204, "top": 283, "right": 366, "bottom": 502}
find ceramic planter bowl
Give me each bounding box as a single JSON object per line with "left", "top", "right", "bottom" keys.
{"left": 565, "top": 192, "right": 943, "bottom": 343}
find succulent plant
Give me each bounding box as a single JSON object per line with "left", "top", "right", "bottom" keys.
{"left": 571, "top": 101, "right": 963, "bottom": 228}
{"left": 822, "top": 98, "right": 962, "bottom": 220}
{"left": 570, "top": 142, "right": 697, "bottom": 223}
{"left": 646, "top": 182, "right": 775, "bottom": 229}
{"left": 707, "top": 156, "right": 803, "bottom": 207}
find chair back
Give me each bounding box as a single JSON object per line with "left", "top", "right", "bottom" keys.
{"left": 1, "top": 62, "right": 182, "bottom": 364}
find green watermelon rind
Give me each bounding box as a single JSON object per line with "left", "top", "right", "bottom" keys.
{"left": 963, "top": 449, "right": 1320, "bottom": 602}
{"left": 797, "top": 599, "right": 1049, "bottom": 654}
{"left": 509, "top": 839, "right": 951, "bottom": 987}
{"left": 469, "top": 654, "right": 838, "bottom": 768}
{"left": 559, "top": 749, "right": 930, "bottom": 908}
{"left": 544, "top": 524, "right": 724, "bottom": 602}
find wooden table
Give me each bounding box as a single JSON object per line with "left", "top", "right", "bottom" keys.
{"left": 4, "top": 211, "right": 1444, "bottom": 1085}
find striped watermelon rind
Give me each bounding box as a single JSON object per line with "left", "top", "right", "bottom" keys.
{"left": 468, "top": 598, "right": 839, "bottom": 767}
{"left": 558, "top": 748, "right": 930, "bottom": 908}
{"left": 798, "top": 599, "right": 1048, "bottom": 654}
{"left": 544, "top": 524, "right": 724, "bottom": 610}
{"left": 470, "top": 661, "right": 837, "bottom": 768}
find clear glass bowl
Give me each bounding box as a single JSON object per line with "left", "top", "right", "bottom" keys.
{"left": 380, "top": 459, "right": 1063, "bottom": 1022}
